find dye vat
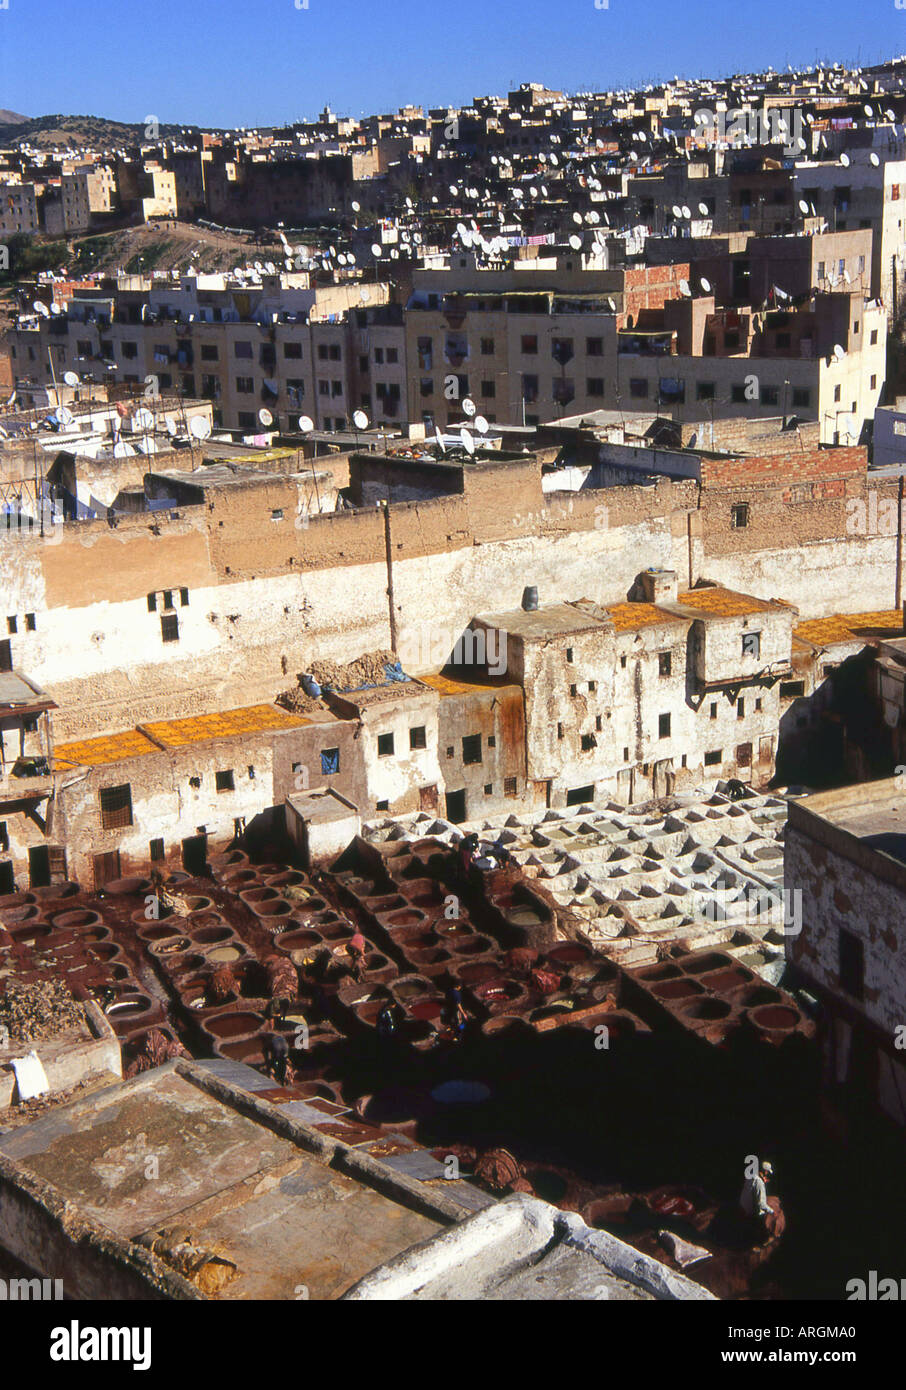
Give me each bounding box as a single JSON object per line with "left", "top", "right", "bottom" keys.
{"left": 205, "top": 945, "right": 244, "bottom": 964}
{"left": 749, "top": 1003, "right": 800, "bottom": 1032}
{"left": 104, "top": 877, "right": 152, "bottom": 896}
{"left": 206, "top": 1011, "right": 264, "bottom": 1040}
{"left": 651, "top": 978, "right": 705, "bottom": 1001}
{"left": 545, "top": 943, "right": 592, "bottom": 967}
{"left": 681, "top": 952, "right": 734, "bottom": 976}
{"left": 700, "top": 966, "right": 755, "bottom": 994}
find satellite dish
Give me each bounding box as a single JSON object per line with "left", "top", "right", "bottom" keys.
{"left": 449, "top": 184, "right": 459, "bottom": 196}
{"left": 390, "top": 248, "right": 399, "bottom": 259}
{"left": 699, "top": 277, "right": 712, "bottom": 293}
{"left": 886, "top": 109, "right": 896, "bottom": 122}
{"left": 474, "top": 414, "right": 490, "bottom": 434}
{"left": 133, "top": 408, "right": 154, "bottom": 431}
{"left": 572, "top": 211, "right": 583, "bottom": 225}
{"left": 352, "top": 409, "right": 369, "bottom": 430}
{"left": 698, "top": 202, "right": 709, "bottom": 216}
{"left": 297, "top": 414, "right": 314, "bottom": 432}
{"left": 681, "top": 205, "right": 691, "bottom": 219}
{"left": 63, "top": 370, "right": 80, "bottom": 387}
{"left": 33, "top": 300, "right": 49, "bottom": 317}
{"left": 870, "top": 152, "right": 880, "bottom": 166}
{"left": 864, "top": 104, "right": 874, "bottom": 118}
{"left": 797, "top": 137, "right": 807, "bottom": 150}
{"left": 805, "top": 112, "right": 814, "bottom": 126}
{"left": 347, "top": 252, "right": 356, "bottom": 265}
{"left": 461, "top": 397, "right": 477, "bottom": 418}
{"left": 679, "top": 279, "right": 691, "bottom": 297}
{"left": 258, "top": 408, "right": 274, "bottom": 427}
{"left": 434, "top": 427, "right": 447, "bottom": 454}
{"left": 165, "top": 417, "right": 177, "bottom": 436}
{"left": 371, "top": 243, "right": 383, "bottom": 257}
{"left": 460, "top": 427, "right": 475, "bottom": 456}
{"left": 50, "top": 301, "right": 62, "bottom": 315}
{"left": 351, "top": 200, "right": 361, "bottom": 212}
{"left": 840, "top": 152, "right": 850, "bottom": 167}
{"left": 833, "top": 344, "right": 846, "bottom": 361}
{"left": 569, "top": 234, "right": 582, "bottom": 250}
{"left": 190, "top": 416, "right": 212, "bottom": 440}
{"left": 799, "top": 198, "right": 810, "bottom": 214}
{"left": 57, "top": 406, "right": 74, "bottom": 426}
{"left": 671, "top": 204, "right": 683, "bottom": 219}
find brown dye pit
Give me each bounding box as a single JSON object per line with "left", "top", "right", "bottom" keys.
{"left": 457, "top": 961, "right": 503, "bottom": 985}
{"left": 191, "top": 926, "right": 233, "bottom": 945}
{"left": 652, "top": 978, "right": 705, "bottom": 1001}
{"left": 738, "top": 985, "right": 782, "bottom": 1008}
{"left": 400, "top": 931, "right": 438, "bottom": 951}
{"left": 53, "top": 909, "right": 104, "bottom": 931}
{"left": 476, "top": 979, "right": 522, "bottom": 1003}
{"left": 408, "top": 947, "right": 449, "bottom": 967}
{"left": 682, "top": 952, "right": 733, "bottom": 976}
{"left": 206, "top": 946, "right": 243, "bottom": 963}
{"left": 85, "top": 943, "right": 121, "bottom": 962}
{"left": 267, "top": 871, "right": 305, "bottom": 888}
{"left": 104, "top": 877, "right": 151, "bottom": 896}
{"left": 11, "top": 924, "right": 52, "bottom": 944}
{"left": 383, "top": 909, "right": 425, "bottom": 928}
{"left": 546, "top": 944, "right": 592, "bottom": 966}
{"left": 408, "top": 998, "right": 443, "bottom": 1021}
{"left": 251, "top": 899, "right": 292, "bottom": 918}
{"left": 1, "top": 905, "right": 40, "bottom": 924}
{"left": 637, "top": 962, "right": 681, "bottom": 982}
{"left": 240, "top": 887, "right": 278, "bottom": 904}
{"left": 701, "top": 967, "right": 754, "bottom": 993}
{"left": 750, "top": 1004, "right": 800, "bottom": 1031}
{"left": 278, "top": 929, "right": 323, "bottom": 950}
{"left": 207, "top": 1011, "right": 264, "bottom": 1039}
{"left": 681, "top": 997, "right": 733, "bottom": 1021}
{"left": 355, "top": 1001, "right": 385, "bottom": 1026}
{"left": 452, "top": 936, "right": 492, "bottom": 956}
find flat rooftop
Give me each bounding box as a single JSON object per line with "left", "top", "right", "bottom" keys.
{"left": 55, "top": 703, "right": 314, "bottom": 770}
{"left": 0, "top": 671, "right": 56, "bottom": 714}
{"left": 793, "top": 779, "right": 906, "bottom": 867}
{"left": 477, "top": 602, "right": 613, "bottom": 640}
{"left": 673, "top": 586, "right": 782, "bottom": 619}
{"left": 0, "top": 1064, "right": 445, "bottom": 1300}
{"left": 794, "top": 610, "right": 904, "bottom": 648}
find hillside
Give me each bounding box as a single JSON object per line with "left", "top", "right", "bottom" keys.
{"left": 0, "top": 113, "right": 205, "bottom": 149}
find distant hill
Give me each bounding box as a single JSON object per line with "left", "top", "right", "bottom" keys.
{"left": 0, "top": 113, "right": 203, "bottom": 149}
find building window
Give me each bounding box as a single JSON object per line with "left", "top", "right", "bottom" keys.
{"left": 409, "top": 726, "right": 426, "bottom": 750}
{"left": 6, "top": 616, "right": 16, "bottom": 634}
{"left": 780, "top": 680, "right": 805, "bottom": 699}
{"left": 481, "top": 337, "right": 494, "bottom": 355}
{"left": 484, "top": 783, "right": 493, "bottom": 795}
{"left": 570, "top": 683, "right": 578, "bottom": 697}
{"left": 620, "top": 654, "right": 627, "bottom": 668}
{"left": 99, "top": 783, "right": 133, "bottom": 829}
{"left": 736, "top": 741, "right": 752, "bottom": 766}
{"left": 737, "top": 698, "right": 745, "bottom": 719}
{"left": 659, "top": 651, "right": 671, "bottom": 677}
{"left": 236, "top": 376, "right": 254, "bottom": 393}
{"left": 755, "top": 697, "right": 762, "bottom": 711}
{"left": 558, "top": 723, "right": 564, "bottom": 740}
{"left": 792, "top": 388, "right": 810, "bottom": 408}
{"left": 658, "top": 713, "right": 671, "bottom": 739}
{"left": 161, "top": 613, "right": 179, "bottom": 642}
{"left": 704, "top": 749, "right": 722, "bottom": 766}
{"left": 521, "top": 334, "right": 538, "bottom": 354}
{"left": 25, "top": 613, "right": 35, "bottom": 631}
{"left": 731, "top": 503, "right": 749, "bottom": 528}
{"left": 320, "top": 747, "right": 340, "bottom": 774}
{"left": 696, "top": 382, "right": 715, "bottom": 400}
{"left": 215, "top": 770, "right": 235, "bottom": 792}
{"left": 587, "top": 378, "right": 605, "bottom": 397}
{"left": 839, "top": 929, "right": 864, "bottom": 1000}
{"left": 629, "top": 378, "right": 648, "bottom": 398}
{"left": 150, "top": 838, "right": 165, "bottom": 862}
{"left": 180, "top": 588, "right": 189, "bottom": 606}
{"left": 377, "top": 732, "right": 395, "bottom": 757}
{"left": 586, "top": 337, "right": 603, "bottom": 356}
{"left": 462, "top": 733, "right": 482, "bottom": 765}
{"left": 504, "top": 776, "right": 517, "bottom": 797}
{"left": 581, "top": 733, "right": 597, "bottom": 751}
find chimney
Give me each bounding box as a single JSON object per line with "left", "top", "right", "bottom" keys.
{"left": 639, "top": 568, "right": 678, "bottom": 603}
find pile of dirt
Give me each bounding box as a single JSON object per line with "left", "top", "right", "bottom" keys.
{"left": 276, "top": 649, "right": 399, "bottom": 713}
{"left": 309, "top": 650, "right": 397, "bottom": 690}
{"left": 0, "top": 978, "right": 84, "bottom": 1044}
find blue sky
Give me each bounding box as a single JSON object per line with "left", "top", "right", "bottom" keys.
{"left": 0, "top": 0, "right": 901, "bottom": 129}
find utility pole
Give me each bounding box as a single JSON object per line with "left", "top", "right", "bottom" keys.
{"left": 381, "top": 498, "right": 398, "bottom": 653}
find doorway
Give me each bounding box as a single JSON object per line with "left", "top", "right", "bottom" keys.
{"left": 28, "top": 845, "right": 51, "bottom": 888}
{"left": 445, "top": 788, "right": 466, "bottom": 824}
{"left": 93, "top": 849, "right": 121, "bottom": 890}
{"left": 182, "top": 834, "right": 208, "bottom": 876}
{"left": 419, "top": 784, "right": 439, "bottom": 813}
{"left": 0, "top": 861, "right": 14, "bottom": 894}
